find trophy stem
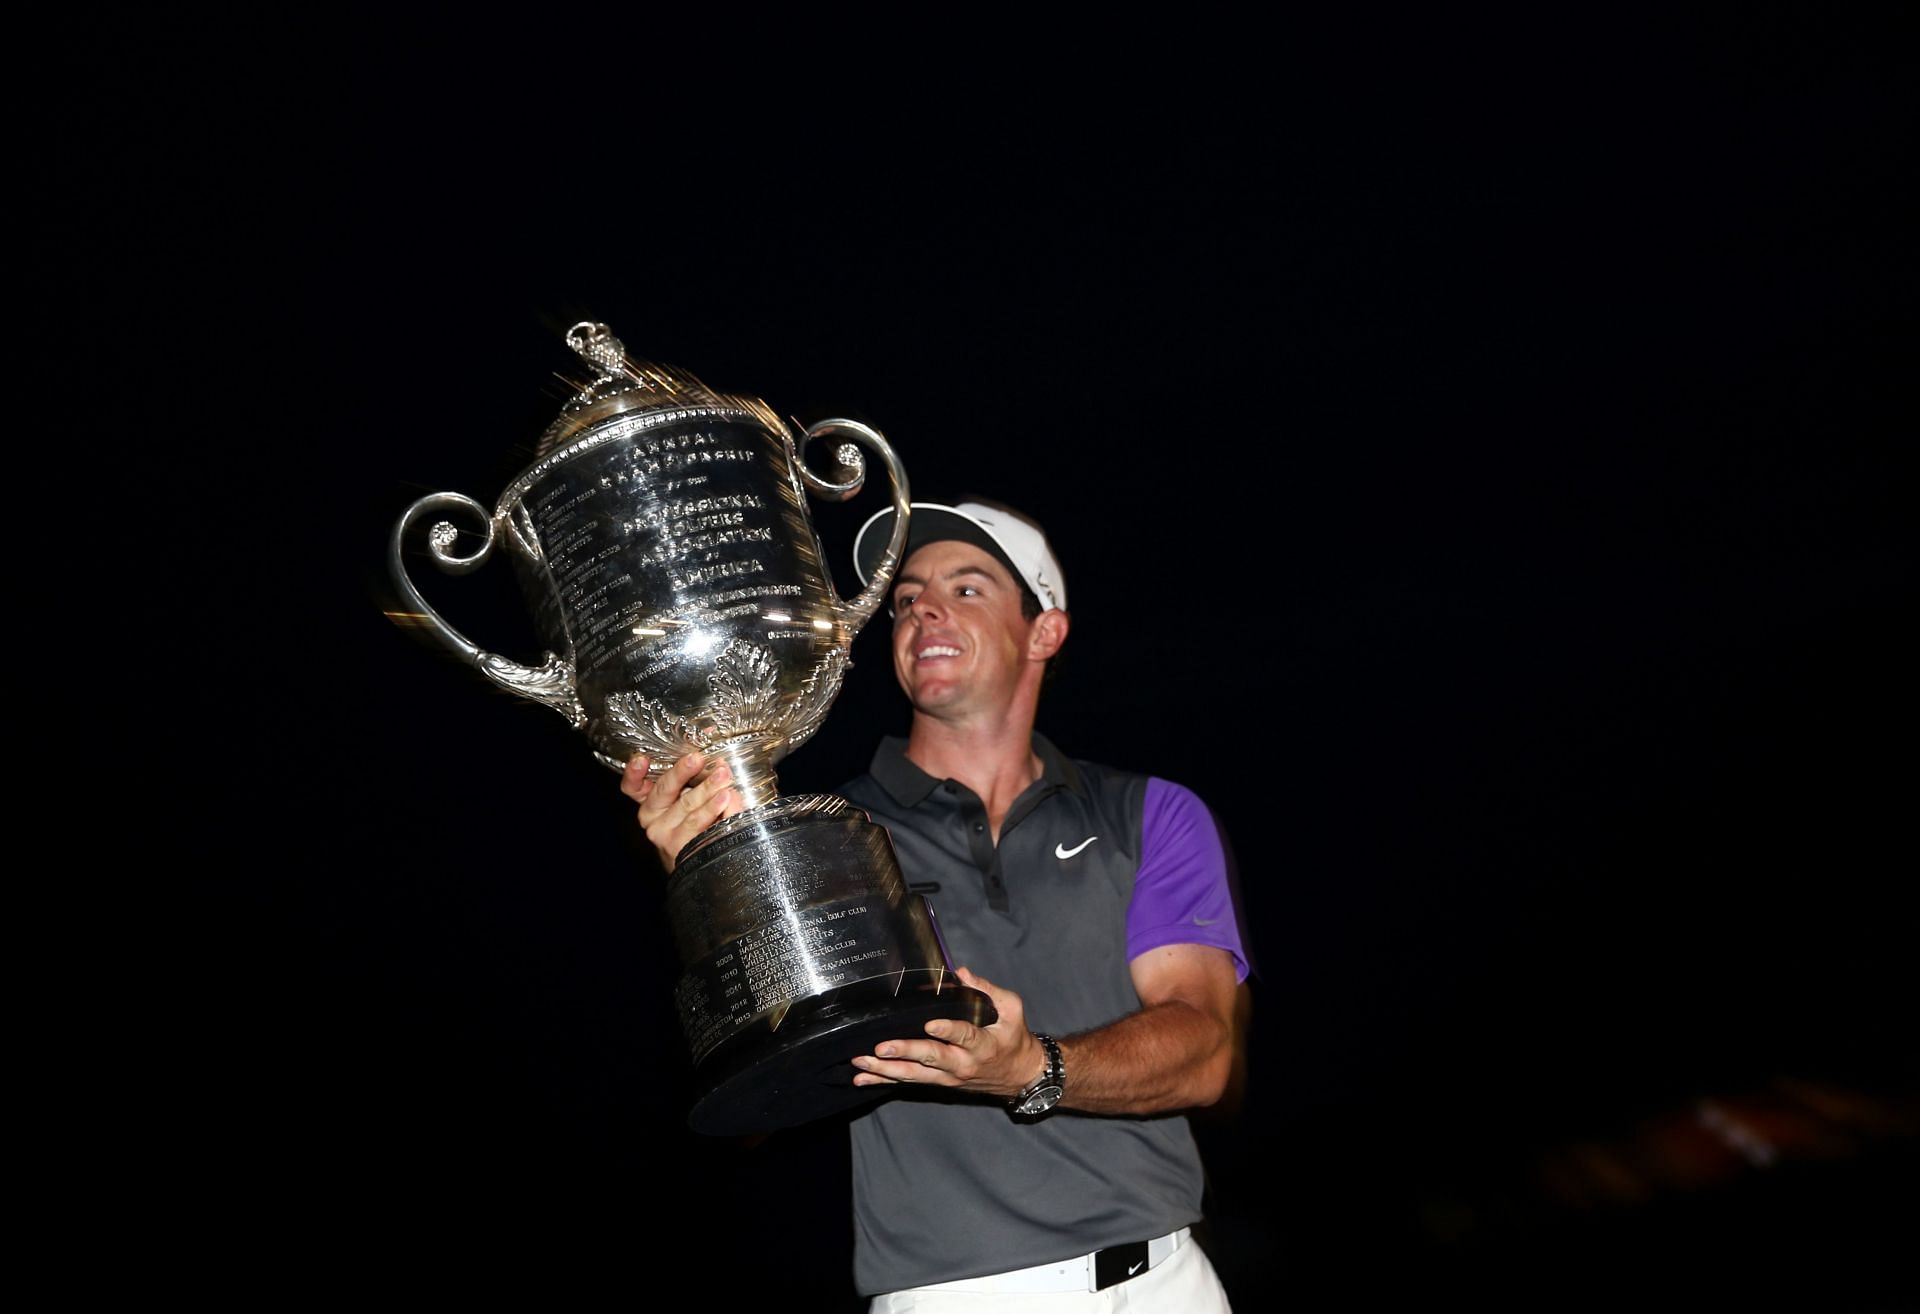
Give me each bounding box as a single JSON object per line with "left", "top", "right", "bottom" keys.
{"left": 705, "top": 735, "right": 780, "bottom": 812}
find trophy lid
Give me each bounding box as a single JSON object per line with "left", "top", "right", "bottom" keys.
{"left": 534, "top": 322, "right": 764, "bottom": 460}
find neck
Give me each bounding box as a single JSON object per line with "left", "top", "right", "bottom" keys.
{"left": 904, "top": 705, "right": 1044, "bottom": 840}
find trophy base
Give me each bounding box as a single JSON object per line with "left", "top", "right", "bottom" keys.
{"left": 687, "top": 979, "right": 997, "bottom": 1136}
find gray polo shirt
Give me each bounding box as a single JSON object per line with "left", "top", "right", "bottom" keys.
{"left": 841, "top": 735, "right": 1246, "bottom": 1295}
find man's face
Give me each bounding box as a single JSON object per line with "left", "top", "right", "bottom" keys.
{"left": 890, "top": 539, "right": 1037, "bottom": 720}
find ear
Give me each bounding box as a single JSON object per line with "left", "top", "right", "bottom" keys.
{"left": 1027, "top": 609, "right": 1069, "bottom": 661}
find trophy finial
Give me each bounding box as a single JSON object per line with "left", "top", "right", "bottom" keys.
{"left": 533, "top": 323, "right": 736, "bottom": 461}
{"left": 566, "top": 321, "right": 627, "bottom": 381}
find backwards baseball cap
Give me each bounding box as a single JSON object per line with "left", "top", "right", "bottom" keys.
{"left": 853, "top": 499, "right": 1067, "bottom": 613}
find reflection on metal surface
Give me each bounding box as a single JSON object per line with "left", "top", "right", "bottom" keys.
{"left": 387, "top": 321, "right": 992, "bottom": 1134}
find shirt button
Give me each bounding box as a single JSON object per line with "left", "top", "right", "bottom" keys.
{"left": 973, "top": 823, "right": 984, "bottom": 833}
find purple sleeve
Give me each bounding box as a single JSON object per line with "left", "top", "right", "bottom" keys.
{"left": 1125, "top": 778, "right": 1249, "bottom": 981}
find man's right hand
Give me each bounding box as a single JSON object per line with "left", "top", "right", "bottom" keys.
{"left": 621, "top": 752, "right": 744, "bottom": 873}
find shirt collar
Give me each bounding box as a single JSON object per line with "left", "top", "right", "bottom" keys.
{"left": 866, "top": 731, "right": 1087, "bottom": 807}
{"left": 1030, "top": 732, "right": 1086, "bottom": 797}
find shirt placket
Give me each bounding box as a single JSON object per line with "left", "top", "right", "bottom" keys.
{"left": 946, "top": 779, "right": 1061, "bottom": 914}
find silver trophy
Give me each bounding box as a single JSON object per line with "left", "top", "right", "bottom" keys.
{"left": 389, "top": 322, "right": 992, "bottom": 1134}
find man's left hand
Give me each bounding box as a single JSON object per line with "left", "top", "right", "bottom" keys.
{"left": 851, "top": 966, "right": 1045, "bottom": 1100}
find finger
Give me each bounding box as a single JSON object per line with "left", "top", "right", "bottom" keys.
{"left": 620, "top": 755, "right": 653, "bottom": 803}
{"left": 852, "top": 1053, "right": 960, "bottom": 1087}
{"left": 648, "top": 769, "right": 740, "bottom": 854}
{"left": 639, "top": 752, "right": 707, "bottom": 826}
{"left": 875, "top": 1039, "right": 970, "bottom": 1074}
{"left": 954, "top": 967, "right": 1023, "bottom": 1026}
{"left": 924, "top": 1017, "right": 982, "bottom": 1047}
{"left": 680, "top": 763, "right": 734, "bottom": 814}
{"left": 673, "top": 759, "right": 738, "bottom": 824}
{"left": 666, "top": 751, "right": 708, "bottom": 791}
{"left": 681, "top": 775, "right": 737, "bottom": 834}
{"left": 672, "top": 766, "right": 734, "bottom": 832}
{"left": 648, "top": 799, "right": 714, "bottom": 851}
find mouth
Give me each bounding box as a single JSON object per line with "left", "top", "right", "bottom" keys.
{"left": 915, "top": 644, "right": 963, "bottom": 662}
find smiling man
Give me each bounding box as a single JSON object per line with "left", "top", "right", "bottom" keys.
{"left": 624, "top": 499, "right": 1246, "bottom": 1312}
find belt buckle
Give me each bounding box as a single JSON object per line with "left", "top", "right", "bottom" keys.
{"left": 1092, "top": 1239, "right": 1150, "bottom": 1291}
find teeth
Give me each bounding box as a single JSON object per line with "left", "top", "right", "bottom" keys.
{"left": 918, "top": 645, "right": 962, "bottom": 659}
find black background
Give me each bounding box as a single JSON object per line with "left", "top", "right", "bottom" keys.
{"left": 75, "top": 14, "right": 1912, "bottom": 1309}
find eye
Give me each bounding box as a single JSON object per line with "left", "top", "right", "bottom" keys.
{"left": 956, "top": 584, "right": 981, "bottom": 598}
{"left": 893, "top": 591, "right": 918, "bottom": 611}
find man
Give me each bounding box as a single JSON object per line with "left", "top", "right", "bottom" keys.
{"left": 624, "top": 500, "right": 1246, "bottom": 1311}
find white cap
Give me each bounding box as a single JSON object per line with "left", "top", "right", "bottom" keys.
{"left": 853, "top": 500, "right": 1067, "bottom": 612}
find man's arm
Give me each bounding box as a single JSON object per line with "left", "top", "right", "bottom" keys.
{"left": 1056, "top": 943, "right": 1239, "bottom": 1113}
{"left": 850, "top": 943, "right": 1239, "bottom": 1114}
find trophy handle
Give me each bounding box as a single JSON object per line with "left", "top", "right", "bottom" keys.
{"left": 388, "top": 491, "right": 586, "bottom": 727}
{"left": 799, "top": 418, "right": 911, "bottom": 632}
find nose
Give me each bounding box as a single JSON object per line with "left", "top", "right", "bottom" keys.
{"left": 900, "top": 593, "right": 942, "bottom": 623}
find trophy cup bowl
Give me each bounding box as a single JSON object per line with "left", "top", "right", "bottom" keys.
{"left": 389, "top": 323, "right": 993, "bottom": 1134}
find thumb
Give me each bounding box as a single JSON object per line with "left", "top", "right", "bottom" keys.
{"left": 955, "top": 966, "right": 1022, "bottom": 1022}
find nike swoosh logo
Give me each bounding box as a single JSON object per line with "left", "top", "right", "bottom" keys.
{"left": 1127, "top": 1261, "right": 1144, "bottom": 1276}
{"left": 1055, "top": 836, "right": 1098, "bottom": 859}
{"left": 1193, "top": 916, "right": 1220, "bottom": 926}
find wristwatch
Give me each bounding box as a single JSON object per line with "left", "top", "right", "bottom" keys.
{"left": 1010, "top": 1032, "right": 1064, "bottom": 1116}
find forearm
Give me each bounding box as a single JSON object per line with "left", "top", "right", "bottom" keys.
{"left": 1054, "top": 997, "right": 1234, "bottom": 1115}
{"left": 850, "top": 954, "right": 1240, "bottom": 1111}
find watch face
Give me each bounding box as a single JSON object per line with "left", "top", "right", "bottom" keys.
{"left": 1016, "top": 1083, "right": 1063, "bottom": 1115}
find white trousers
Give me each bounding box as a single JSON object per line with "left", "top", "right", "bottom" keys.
{"left": 868, "top": 1231, "right": 1232, "bottom": 1313}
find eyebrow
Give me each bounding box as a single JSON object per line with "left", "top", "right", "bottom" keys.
{"left": 894, "top": 564, "right": 1007, "bottom": 590}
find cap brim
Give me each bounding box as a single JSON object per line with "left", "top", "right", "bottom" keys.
{"left": 853, "top": 504, "right": 1025, "bottom": 596}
